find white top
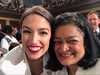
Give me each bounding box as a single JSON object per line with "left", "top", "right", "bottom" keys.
{"left": 50, "top": 59, "right": 100, "bottom": 75}
{"left": 0, "top": 44, "right": 52, "bottom": 75}
{"left": 1, "top": 44, "right": 100, "bottom": 75}
{"left": 1, "top": 35, "right": 18, "bottom": 53}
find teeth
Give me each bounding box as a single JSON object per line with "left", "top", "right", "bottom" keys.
{"left": 29, "top": 47, "right": 40, "bottom": 51}
{"left": 61, "top": 54, "right": 71, "bottom": 56}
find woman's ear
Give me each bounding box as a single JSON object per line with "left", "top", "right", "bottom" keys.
{"left": 99, "top": 19, "right": 100, "bottom": 23}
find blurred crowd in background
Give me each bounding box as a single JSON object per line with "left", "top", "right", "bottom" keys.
{"left": 0, "top": 0, "right": 83, "bottom": 11}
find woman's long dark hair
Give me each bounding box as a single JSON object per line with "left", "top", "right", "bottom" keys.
{"left": 46, "top": 12, "right": 100, "bottom": 71}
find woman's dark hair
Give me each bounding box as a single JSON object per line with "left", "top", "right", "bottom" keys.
{"left": 9, "top": 42, "right": 19, "bottom": 51}
{"left": 20, "top": 6, "right": 54, "bottom": 56}
{"left": 46, "top": 12, "right": 100, "bottom": 71}
{"left": 20, "top": 6, "right": 54, "bottom": 28}
{"left": 3, "top": 25, "right": 13, "bottom": 35}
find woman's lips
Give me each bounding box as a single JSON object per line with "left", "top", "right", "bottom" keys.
{"left": 59, "top": 53, "right": 73, "bottom": 58}
{"left": 28, "top": 46, "right": 42, "bottom": 53}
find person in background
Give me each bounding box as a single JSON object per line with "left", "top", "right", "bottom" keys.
{"left": 46, "top": 12, "right": 100, "bottom": 75}
{"left": 8, "top": 42, "right": 19, "bottom": 51}
{"left": 0, "top": 24, "right": 4, "bottom": 59}
{"left": 87, "top": 11, "right": 100, "bottom": 40}
{"left": 1, "top": 25, "right": 18, "bottom": 54}
{"left": 14, "top": 0, "right": 19, "bottom": 8}
{"left": 15, "top": 29, "right": 21, "bottom": 42}
{"left": 14, "top": 28, "right": 21, "bottom": 42}
{"left": 0, "top": 6, "right": 54, "bottom": 75}
{"left": 0, "top": 24, "right": 6, "bottom": 49}
{"left": 13, "top": 27, "right": 18, "bottom": 37}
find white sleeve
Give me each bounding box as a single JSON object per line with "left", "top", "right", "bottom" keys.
{"left": 0, "top": 68, "right": 6, "bottom": 75}
{"left": 1, "top": 38, "right": 9, "bottom": 53}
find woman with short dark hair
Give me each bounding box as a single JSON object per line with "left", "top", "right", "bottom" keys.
{"left": 1, "top": 25, "right": 18, "bottom": 54}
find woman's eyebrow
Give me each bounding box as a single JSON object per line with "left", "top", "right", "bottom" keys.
{"left": 22, "top": 26, "right": 31, "bottom": 30}
{"left": 38, "top": 28, "right": 49, "bottom": 31}
{"left": 65, "top": 36, "right": 79, "bottom": 39}
{"left": 22, "top": 26, "right": 50, "bottom": 31}
{"left": 54, "top": 36, "right": 79, "bottom": 39}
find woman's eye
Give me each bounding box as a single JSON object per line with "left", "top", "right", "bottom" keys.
{"left": 54, "top": 41, "right": 61, "bottom": 44}
{"left": 40, "top": 32, "right": 47, "bottom": 35}
{"left": 69, "top": 40, "right": 78, "bottom": 43}
{"left": 23, "top": 30, "right": 30, "bottom": 33}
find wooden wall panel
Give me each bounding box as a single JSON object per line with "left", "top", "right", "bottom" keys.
{"left": 0, "top": 20, "right": 6, "bottom": 30}
{"left": 0, "top": 8, "right": 21, "bottom": 30}
{"left": 45, "top": 0, "right": 52, "bottom": 3}
{"left": 0, "top": 8, "right": 21, "bottom": 19}
{"left": 10, "top": 21, "right": 20, "bottom": 30}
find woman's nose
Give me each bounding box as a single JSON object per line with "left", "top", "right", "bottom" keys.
{"left": 61, "top": 43, "right": 69, "bottom": 52}
{"left": 30, "top": 34, "right": 39, "bottom": 44}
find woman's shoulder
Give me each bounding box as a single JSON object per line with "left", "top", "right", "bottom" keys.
{"left": 0, "top": 44, "right": 25, "bottom": 64}
{"left": 77, "top": 58, "right": 100, "bottom": 74}
{"left": 43, "top": 51, "right": 50, "bottom": 66}
{"left": 0, "top": 44, "right": 28, "bottom": 74}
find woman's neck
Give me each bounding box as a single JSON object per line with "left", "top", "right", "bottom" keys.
{"left": 8, "top": 34, "right": 12, "bottom": 38}
{"left": 67, "top": 65, "right": 78, "bottom": 75}
{"left": 27, "top": 56, "right": 43, "bottom": 75}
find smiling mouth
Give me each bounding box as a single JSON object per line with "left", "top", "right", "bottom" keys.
{"left": 60, "top": 53, "right": 73, "bottom": 57}
{"left": 28, "top": 46, "right": 42, "bottom": 53}
{"left": 91, "top": 23, "right": 95, "bottom": 25}
{"left": 29, "top": 47, "right": 41, "bottom": 51}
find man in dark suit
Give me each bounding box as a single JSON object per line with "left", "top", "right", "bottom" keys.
{"left": 87, "top": 11, "right": 100, "bottom": 40}
{"left": 14, "top": 0, "right": 19, "bottom": 8}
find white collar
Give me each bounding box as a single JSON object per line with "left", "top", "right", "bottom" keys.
{"left": 94, "top": 28, "right": 99, "bottom": 33}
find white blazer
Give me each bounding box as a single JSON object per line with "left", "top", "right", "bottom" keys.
{"left": 0, "top": 44, "right": 51, "bottom": 75}
{"left": 51, "top": 59, "right": 100, "bottom": 75}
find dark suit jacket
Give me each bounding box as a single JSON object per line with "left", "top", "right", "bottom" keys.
{"left": 14, "top": 0, "right": 19, "bottom": 7}
{"left": 97, "top": 33, "right": 100, "bottom": 40}
{"left": 0, "top": 31, "right": 6, "bottom": 42}
{"left": 15, "top": 30, "right": 21, "bottom": 42}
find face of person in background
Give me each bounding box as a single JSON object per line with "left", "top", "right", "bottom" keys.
{"left": 21, "top": 14, "right": 51, "bottom": 60}
{"left": 54, "top": 24, "right": 85, "bottom": 67}
{"left": 88, "top": 13, "right": 100, "bottom": 31}
{"left": 11, "top": 27, "right": 15, "bottom": 36}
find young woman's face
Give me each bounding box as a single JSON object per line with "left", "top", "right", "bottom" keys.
{"left": 21, "top": 14, "right": 51, "bottom": 60}
{"left": 54, "top": 24, "right": 85, "bottom": 67}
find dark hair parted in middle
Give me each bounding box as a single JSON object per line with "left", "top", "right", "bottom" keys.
{"left": 20, "top": 6, "right": 54, "bottom": 28}
{"left": 46, "top": 12, "right": 100, "bottom": 71}
{"left": 20, "top": 6, "right": 54, "bottom": 55}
